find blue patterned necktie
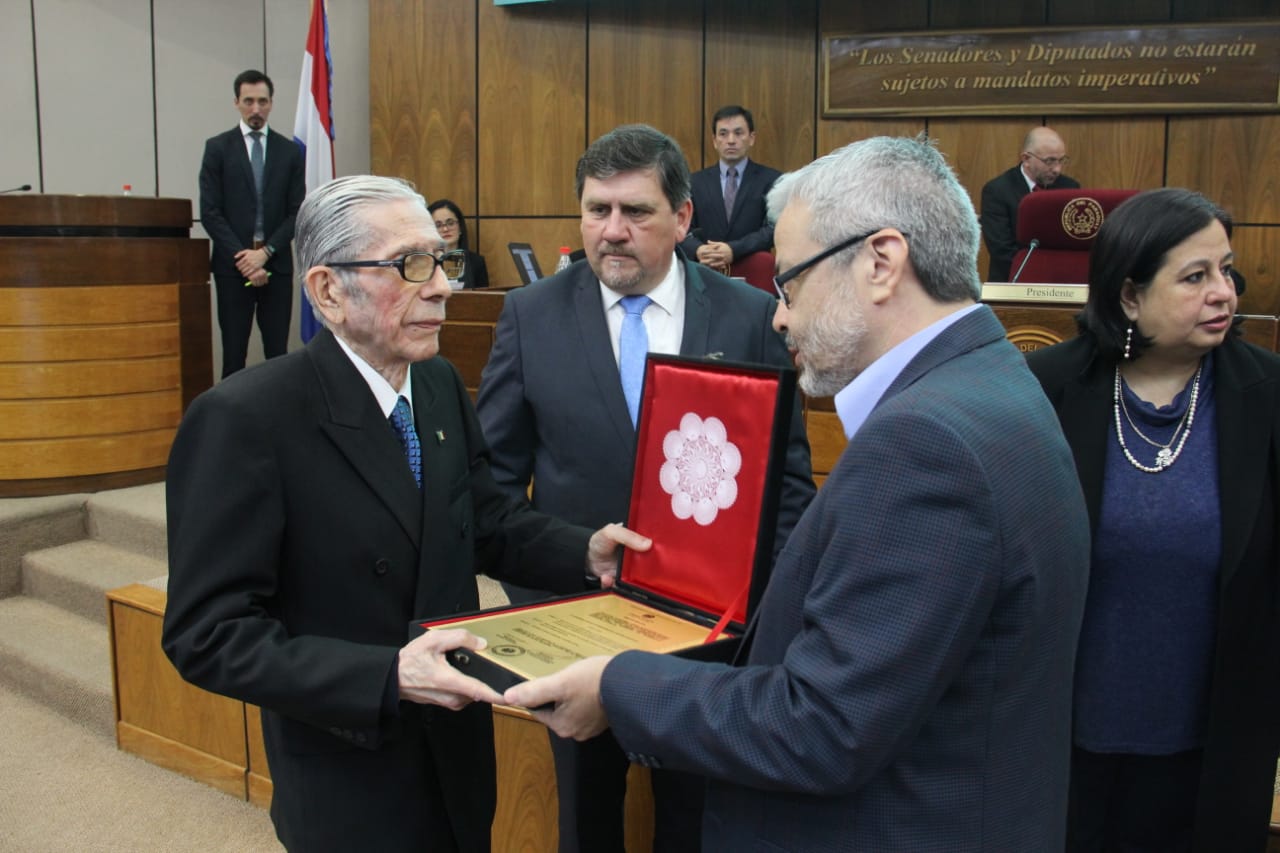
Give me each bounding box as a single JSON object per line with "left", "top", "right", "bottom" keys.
{"left": 618, "top": 295, "right": 652, "bottom": 427}
{"left": 724, "top": 166, "right": 738, "bottom": 219}
{"left": 249, "top": 131, "right": 266, "bottom": 241}
{"left": 388, "top": 396, "right": 422, "bottom": 488}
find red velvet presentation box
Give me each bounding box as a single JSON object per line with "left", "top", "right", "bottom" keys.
{"left": 417, "top": 354, "right": 796, "bottom": 692}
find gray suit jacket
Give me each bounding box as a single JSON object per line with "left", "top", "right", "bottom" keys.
{"left": 475, "top": 252, "right": 814, "bottom": 557}
{"left": 601, "top": 307, "right": 1090, "bottom": 852}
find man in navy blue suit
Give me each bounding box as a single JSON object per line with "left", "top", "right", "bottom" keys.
{"left": 476, "top": 123, "right": 814, "bottom": 852}
{"left": 199, "top": 69, "right": 305, "bottom": 377}
{"left": 679, "top": 106, "right": 781, "bottom": 275}
{"left": 506, "top": 135, "right": 1091, "bottom": 852}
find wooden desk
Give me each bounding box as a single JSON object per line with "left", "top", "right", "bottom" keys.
{"left": 0, "top": 195, "right": 211, "bottom": 496}
{"left": 107, "top": 582, "right": 655, "bottom": 852}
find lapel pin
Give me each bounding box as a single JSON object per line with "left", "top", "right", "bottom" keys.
{"left": 435, "top": 430, "right": 446, "bottom": 444}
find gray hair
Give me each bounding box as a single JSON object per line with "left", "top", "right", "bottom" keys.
{"left": 767, "top": 134, "right": 980, "bottom": 303}
{"left": 574, "top": 124, "right": 692, "bottom": 211}
{"left": 295, "top": 174, "right": 427, "bottom": 283}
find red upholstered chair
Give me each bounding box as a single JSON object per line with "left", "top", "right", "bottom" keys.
{"left": 1008, "top": 188, "right": 1138, "bottom": 284}
{"left": 730, "top": 250, "right": 776, "bottom": 294}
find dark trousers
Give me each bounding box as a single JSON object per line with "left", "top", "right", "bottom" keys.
{"left": 1067, "top": 746, "right": 1203, "bottom": 853}
{"left": 550, "top": 729, "right": 705, "bottom": 853}
{"left": 214, "top": 272, "right": 291, "bottom": 377}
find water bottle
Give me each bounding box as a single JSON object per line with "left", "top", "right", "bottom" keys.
{"left": 554, "top": 246, "right": 572, "bottom": 274}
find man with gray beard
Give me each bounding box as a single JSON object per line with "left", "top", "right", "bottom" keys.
{"left": 504, "top": 135, "right": 1091, "bottom": 852}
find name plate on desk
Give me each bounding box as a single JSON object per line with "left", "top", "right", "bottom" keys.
{"left": 982, "top": 282, "right": 1088, "bottom": 304}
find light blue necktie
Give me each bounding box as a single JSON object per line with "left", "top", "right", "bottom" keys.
{"left": 618, "top": 295, "right": 652, "bottom": 427}
{"left": 249, "top": 131, "right": 265, "bottom": 241}
{"left": 388, "top": 396, "right": 422, "bottom": 488}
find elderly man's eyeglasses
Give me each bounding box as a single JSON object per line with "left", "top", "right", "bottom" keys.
{"left": 774, "top": 229, "right": 902, "bottom": 308}
{"left": 326, "top": 250, "right": 466, "bottom": 283}
{"left": 1025, "top": 152, "right": 1070, "bottom": 168}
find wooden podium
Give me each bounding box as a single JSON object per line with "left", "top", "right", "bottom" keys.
{"left": 0, "top": 194, "right": 212, "bottom": 496}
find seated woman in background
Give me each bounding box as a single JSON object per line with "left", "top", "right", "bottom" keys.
{"left": 1026, "top": 188, "right": 1280, "bottom": 852}
{"left": 428, "top": 198, "right": 489, "bottom": 289}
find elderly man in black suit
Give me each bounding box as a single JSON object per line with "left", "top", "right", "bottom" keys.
{"left": 199, "top": 69, "right": 305, "bottom": 377}
{"left": 163, "top": 175, "right": 648, "bottom": 852}
{"left": 980, "top": 125, "right": 1080, "bottom": 282}
{"left": 679, "top": 105, "right": 782, "bottom": 274}
{"left": 476, "top": 124, "right": 815, "bottom": 851}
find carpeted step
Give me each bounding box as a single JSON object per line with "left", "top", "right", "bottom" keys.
{"left": 0, "top": 493, "right": 87, "bottom": 599}
{"left": 22, "top": 540, "right": 168, "bottom": 626}
{"left": 86, "top": 483, "right": 168, "bottom": 564}
{"left": 0, "top": 596, "right": 112, "bottom": 738}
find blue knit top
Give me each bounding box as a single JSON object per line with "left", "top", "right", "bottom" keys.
{"left": 1074, "top": 352, "right": 1221, "bottom": 754}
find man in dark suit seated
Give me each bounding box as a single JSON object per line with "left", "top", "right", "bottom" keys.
{"left": 199, "top": 69, "right": 305, "bottom": 377}
{"left": 162, "top": 174, "right": 648, "bottom": 853}
{"left": 980, "top": 126, "right": 1080, "bottom": 282}
{"left": 679, "top": 105, "right": 781, "bottom": 275}
{"left": 505, "top": 134, "right": 1092, "bottom": 852}
{"left": 476, "top": 123, "right": 815, "bottom": 851}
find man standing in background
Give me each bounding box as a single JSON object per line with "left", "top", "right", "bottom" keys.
{"left": 979, "top": 125, "right": 1080, "bottom": 282}
{"left": 199, "top": 69, "right": 305, "bottom": 377}
{"left": 679, "top": 105, "right": 781, "bottom": 275}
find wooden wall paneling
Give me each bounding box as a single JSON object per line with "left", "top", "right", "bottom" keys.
{"left": 819, "top": 2, "right": 929, "bottom": 33}
{"left": 1049, "top": 116, "right": 1166, "bottom": 192}
{"left": 1173, "top": 0, "right": 1280, "bottom": 19}
{"left": 0, "top": 358, "right": 181, "bottom": 400}
{"left": 703, "top": 0, "right": 819, "bottom": 173}
{"left": 477, "top": 218, "right": 584, "bottom": 287}
{"left": 0, "top": 323, "right": 180, "bottom": 363}
{"left": 815, "top": 119, "right": 926, "bottom": 161}
{"left": 0, "top": 429, "right": 176, "bottom": 480}
{"left": 0, "top": 393, "right": 180, "bottom": 440}
{"left": 0, "top": 284, "right": 178, "bottom": 326}
{"left": 1231, "top": 225, "right": 1279, "bottom": 317}
{"left": 477, "top": 1, "right": 587, "bottom": 216}
{"left": 369, "top": 0, "right": 477, "bottom": 211}
{"left": 1048, "top": 0, "right": 1171, "bottom": 25}
{"left": 1167, "top": 115, "right": 1280, "bottom": 224}
{"left": 930, "top": 1, "right": 1049, "bottom": 28}
{"left": 586, "top": 0, "right": 705, "bottom": 166}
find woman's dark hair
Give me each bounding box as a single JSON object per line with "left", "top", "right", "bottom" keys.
{"left": 1079, "top": 188, "right": 1232, "bottom": 362}
{"left": 427, "top": 198, "right": 470, "bottom": 251}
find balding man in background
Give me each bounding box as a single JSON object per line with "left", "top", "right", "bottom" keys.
{"left": 980, "top": 126, "right": 1080, "bottom": 282}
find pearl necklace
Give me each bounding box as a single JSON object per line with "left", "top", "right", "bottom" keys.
{"left": 1112, "top": 363, "right": 1202, "bottom": 473}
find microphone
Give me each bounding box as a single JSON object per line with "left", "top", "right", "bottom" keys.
{"left": 1010, "top": 238, "right": 1039, "bottom": 283}
{"left": 0, "top": 184, "right": 32, "bottom": 194}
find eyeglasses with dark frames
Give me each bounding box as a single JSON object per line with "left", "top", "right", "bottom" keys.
{"left": 774, "top": 229, "right": 906, "bottom": 308}
{"left": 1024, "top": 152, "right": 1071, "bottom": 168}
{"left": 326, "top": 250, "right": 466, "bottom": 284}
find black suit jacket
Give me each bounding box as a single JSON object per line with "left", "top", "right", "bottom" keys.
{"left": 199, "top": 126, "right": 305, "bottom": 279}
{"left": 162, "top": 329, "right": 593, "bottom": 852}
{"left": 459, "top": 249, "right": 489, "bottom": 290}
{"left": 476, "top": 252, "right": 814, "bottom": 555}
{"left": 1027, "top": 334, "right": 1280, "bottom": 852}
{"left": 979, "top": 165, "right": 1080, "bottom": 282}
{"left": 679, "top": 160, "right": 781, "bottom": 261}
